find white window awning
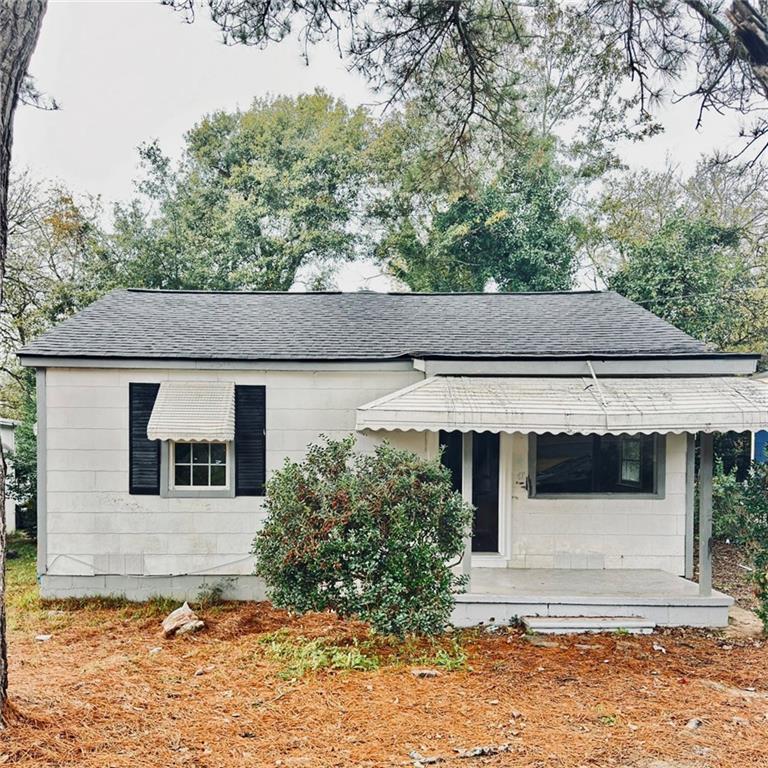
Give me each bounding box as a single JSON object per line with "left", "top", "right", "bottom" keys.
{"left": 147, "top": 381, "right": 235, "bottom": 442}
{"left": 355, "top": 376, "right": 768, "bottom": 435}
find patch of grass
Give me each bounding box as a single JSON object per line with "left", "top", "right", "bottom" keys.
{"left": 5, "top": 533, "right": 183, "bottom": 630}
{"left": 381, "top": 633, "right": 471, "bottom": 672}
{"left": 5, "top": 532, "right": 40, "bottom": 626}
{"left": 195, "top": 577, "right": 238, "bottom": 610}
{"left": 258, "top": 630, "right": 381, "bottom": 679}
{"left": 429, "top": 639, "right": 469, "bottom": 671}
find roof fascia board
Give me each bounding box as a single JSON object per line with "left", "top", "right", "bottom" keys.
{"left": 18, "top": 356, "right": 418, "bottom": 371}
{"left": 19, "top": 355, "right": 757, "bottom": 376}
{"left": 418, "top": 358, "right": 758, "bottom": 377}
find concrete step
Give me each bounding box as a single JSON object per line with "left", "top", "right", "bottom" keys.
{"left": 522, "top": 615, "right": 655, "bottom": 635}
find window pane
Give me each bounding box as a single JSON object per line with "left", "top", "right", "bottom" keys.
{"left": 175, "top": 443, "right": 191, "bottom": 463}
{"left": 623, "top": 438, "right": 641, "bottom": 461}
{"left": 174, "top": 464, "right": 191, "bottom": 486}
{"left": 192, "top": 464, "right": 209, "bottom": 486}
{"left": 211, "top": 443, "right": 226, "bottom": 465}
{"left": 536, "top": 434, "right": 657, "bottom": 494}
{"left": 439, "top": 430, "right": 463, "bottom": 494}
{"left": 210, "top": 464, "right": 226, "bottom": 486}
{"left": 193, "top": 443, "right": 209, "bottom": 464}
{"left": 536, "top": 434, "right": 594, "bottom": 494}
{"left": 622, "top": 460, "right": 641, "bottom": 483}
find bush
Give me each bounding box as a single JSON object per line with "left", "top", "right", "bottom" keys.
{"left": 712, "top": 461, "right": 768, "bottom": 631}
{"left": 713, "top": 459, "right": 748, "bottom": 541}
{"left": 252, "top": 436, "right": 473, "bottom": 636}
{"left": 740, "top": 463, "right": 768, "bottom": 629}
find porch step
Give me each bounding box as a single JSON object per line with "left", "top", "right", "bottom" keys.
{"left": 522, "top": 615, "right": 655, "bottom": 635}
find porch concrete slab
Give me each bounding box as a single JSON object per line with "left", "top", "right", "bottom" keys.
{"left": 460, "top": 568, "right": 732, "bottom": 606}
{"left": 452, "top": 568, "right": 733, "bottom": 629}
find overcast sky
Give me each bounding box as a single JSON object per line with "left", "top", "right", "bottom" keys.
{"left": 13, "top": 0, "right": 749, "bottom": 290}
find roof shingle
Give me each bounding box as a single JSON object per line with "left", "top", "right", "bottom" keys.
{"left": 18, "top": 289, "right": 716, "bottom": 361}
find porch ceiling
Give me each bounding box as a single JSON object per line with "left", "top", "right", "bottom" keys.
{"left": 355, "top": 376, "right": 768, "bottom": 435}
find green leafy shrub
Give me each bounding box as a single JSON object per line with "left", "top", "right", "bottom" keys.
{"left": 740, "top": 463, "right": 768, "bottom": 629}
{"left": 252, "top": 436, "right": 473, "bottom": 636}
{"left": 713, "top": 459, "right": 749, "bottom": 541}
{"left": 712, "top": 461, "right": 768, "bottom": 631}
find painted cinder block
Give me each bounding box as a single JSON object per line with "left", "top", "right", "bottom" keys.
{"left": 42, "top": 365, "right": 693, "bottom": 587}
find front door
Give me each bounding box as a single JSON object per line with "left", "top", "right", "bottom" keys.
{"left": 439, "top": 430, "right": 500, "bottom": 553}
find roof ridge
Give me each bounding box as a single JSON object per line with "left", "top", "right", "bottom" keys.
{"left": 122, "top": 288, "right": 609, "bottom": 297}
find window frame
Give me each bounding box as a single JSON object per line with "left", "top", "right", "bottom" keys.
{"left": 527, "top": 433, "right": 666, "bottom": 500}
{"left": 160, "top": 440, "right": 235, "bottom": 499}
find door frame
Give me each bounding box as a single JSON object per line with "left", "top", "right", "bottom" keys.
{"left": 429, "top": 430, "right": 509, "bottom": 568}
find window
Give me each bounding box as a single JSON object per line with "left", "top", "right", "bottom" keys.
{"left": 533, "top": 433, "right": 659, "bottom": 496}
{"left": 620, "top": 436, "right": 642, "bottom": 486}
{"left": 172, "top": 442, "right": 229, "bottom": 489}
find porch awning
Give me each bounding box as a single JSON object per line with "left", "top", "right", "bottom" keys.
{"left": 355, "top": 376, "right": 768, "bottom": 435}
{"left": 147, "top": 381, "right": 235, "bottom": 442}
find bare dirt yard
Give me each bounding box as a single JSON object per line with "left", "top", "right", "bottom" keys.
{"left": 3, "top": 535, "right": 767, "bottom": 768}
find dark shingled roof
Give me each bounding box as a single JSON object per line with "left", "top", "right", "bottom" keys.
{"left": 18, "top": 289, "right": 720, "bottom": 362}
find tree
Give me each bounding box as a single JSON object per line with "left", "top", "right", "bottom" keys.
{"left": 1, "top": 175, "right": 107, "bottom": 383}
{"left": 109, "top": 92, "right": 372, "bottom": 291}
{"left": 608, "top": 215, "right": 760, "bottom": 350}
{"left": 515, "top": 1, "right": 661, "bottom": 176}
{"left": 588, "top": 161, "right": 768, "bottom": 354}
{"left": 374, "top": 151, "right": 578, "bottom": 292}
{"left": 164, "top": 1, "right": 768, "bottom": 163}
{"left": 0, "top": 0, "right": 48, "bottom": 723}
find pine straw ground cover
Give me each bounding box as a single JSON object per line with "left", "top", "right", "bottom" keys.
{"left": 2, "top": 538, "right": 767, "bottom": 768}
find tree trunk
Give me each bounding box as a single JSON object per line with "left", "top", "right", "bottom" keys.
{"left": 727, "top": 0, "right": 768, "bottom": 97}
{"left": 0, "top": 0, "right": 48, "bottom": 727}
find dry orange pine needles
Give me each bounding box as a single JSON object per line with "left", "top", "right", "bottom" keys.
{"left": 3, "top": 602, "right": 768, "bottom": 768}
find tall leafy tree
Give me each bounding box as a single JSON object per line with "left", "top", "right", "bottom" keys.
{"left": 1, "top": 175, "right": 107, "bottom": 381}
{"left": 109, "top": 92, "right": 373, "bottom": 291}
{"left": 374, "top": 149, "right": 578, "bottom": 292}
{"left": 588, "top": 161, "right": 768, "bottom": 354}
{"left": 608, "top": 216, "right": 760, "bottom": 351}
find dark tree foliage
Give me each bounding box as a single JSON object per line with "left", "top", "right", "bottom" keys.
{"left": 608, "top": 216, "right": 752, "bottom": 348}
{"left": 377, "top": 155, "right": 578, "bottom": 292}
{"left": 165, "top": 0, "right": 523, "bottom": 155}
{"left": 109, "top": 92, "right": 372, "bottom": 291}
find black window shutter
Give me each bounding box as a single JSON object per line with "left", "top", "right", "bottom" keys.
{"left": 235, "top": 385, "right": 266, "bottom": 496}
{"left": 129, "top": 383, "right": 160, "bottom": 495}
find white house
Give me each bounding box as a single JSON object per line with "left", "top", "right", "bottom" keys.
{"left": 1, "top": 417, "right": 18, "bottom": 532}
{"left": 18, "top": 289, "right": 768, "bottom": 631}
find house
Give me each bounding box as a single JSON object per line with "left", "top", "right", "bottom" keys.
{"left": 1, "top": 417, "right": 18, "bottom": 532}
{"left": 751, "top": 373, "right": 768, "bottom": 463}
{"left": 18, "top": 289, "right": 768, "bottom": 630}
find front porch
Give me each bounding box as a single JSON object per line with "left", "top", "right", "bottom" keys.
{"left": 452, "top": 567, "right": 733, "bottom": 629}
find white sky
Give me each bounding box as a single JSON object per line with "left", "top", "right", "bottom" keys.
{"left": 13, "top": 0, "right": 750, "bottom": 290}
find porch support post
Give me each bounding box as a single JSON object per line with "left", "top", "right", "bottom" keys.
{"left": 461, "top": 431, "right": 474, "bottom": 588}
{"left": 698, "top": 432, "right": 714, "bottom": 597}
{"left": 684, "top": 433, "right": 695, "bottom": 580}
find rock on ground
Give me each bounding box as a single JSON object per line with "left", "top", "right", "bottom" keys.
{"left": 161, "top": 602, "right": 205, "bottom": 638}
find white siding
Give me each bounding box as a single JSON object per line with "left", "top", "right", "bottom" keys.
{"left": 503, "top": 432, "right": 687, "bottom": 573}
{"left": 41, "top": 366, "right": 688, "bottom": 591}
{"left": 42, "top": 366, "right": 425, "bottom": 580}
